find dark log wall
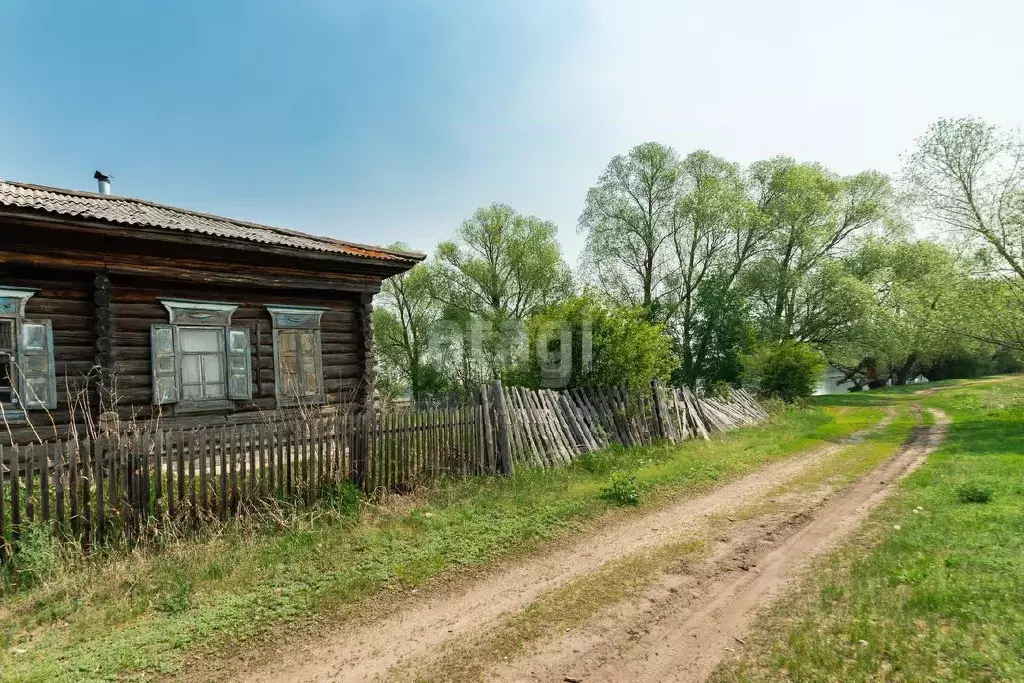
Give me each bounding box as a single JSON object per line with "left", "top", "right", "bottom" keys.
{"left": 0, "top": 264, "right": 96, "bottom": 443}
{"left": 0, "top": 214, "right": 400, "bottom": 443}
{"left": 108, "top": 276, "right": 363, "bottom": 429}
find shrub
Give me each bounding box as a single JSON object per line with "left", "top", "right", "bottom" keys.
{"left": 741, "top": 340, "right": 826, "bottom": 402}
{"left": 601, "top": 472, "right": 640, "bottom": 506}
{"left": 955, "top": 482, "right": 994, "bottom": 504}
{"left": 504, "top": 294, "right": 678, "bottom": 392}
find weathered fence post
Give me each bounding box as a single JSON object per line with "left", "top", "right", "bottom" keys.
{"left": 491, "top": 380, "right": 514, "bottom": 475}
{"left": 650, "top": 379, "right": 665, "bottom": 441}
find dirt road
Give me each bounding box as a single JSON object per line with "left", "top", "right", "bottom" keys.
{"left": 237, "top": 408, "right": 944, "bottom": 683}
{"left": 494, "top": 408, "right": 948, "bottom": 682}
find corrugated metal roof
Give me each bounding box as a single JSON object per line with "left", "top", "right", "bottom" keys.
{"left": 0, "top": 180, "right": 424, "bottom": 264}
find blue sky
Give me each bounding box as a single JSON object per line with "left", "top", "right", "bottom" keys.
{"left": 3, "top": 1, "right": 1023, "bottom": 261}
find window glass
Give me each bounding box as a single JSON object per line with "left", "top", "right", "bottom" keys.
{"left": 0, "top": 320, "right": 13, "bottom": 352}
{"left": 180, "top": 327, "right": 221, "bottom": 353}
{"left": 278, "top": 329, "right": 320, "bottom": 398}
{"left": 0, "top": 351, "right": 12, "bottom": 405}
{"left": 21, "top": 323, "right": 45, "bottom": 351}
{"left": 179, "top": 327, "right": 227, "bottom": 400}
{"left": 153, "top": 326, "right": 174, "bottom": 354}
{"left": 229, "top": 329, "right": 248, "bottom": 353}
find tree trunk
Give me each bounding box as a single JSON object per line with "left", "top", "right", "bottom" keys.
{"left": 895, "top": 353, "right": 918, "bottom": 385}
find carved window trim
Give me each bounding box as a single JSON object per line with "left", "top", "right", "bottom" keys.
{"left": 0, "top": 286, "right": 56, "bottom": 417}
{"left": 152, "top": 299, "right": 251, "bottom": 410}
{"left": 266, "top": 305, "right": 327, "bottom": 407}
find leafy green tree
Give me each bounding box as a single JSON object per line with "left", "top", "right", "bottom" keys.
{"left": 432, "top": 203, "right": 573, "bottom": 323}
{"left": 745, "top": 157, "right": 896, "bottom": 343}
{"left": 504, "top": 294, "right": 677, "bottom": 393}
{"left": 431, "top": 203, "right": 573, "bottom": 381}
{"left": 373, "top": 245, "right": 452, "bottom": 404}
{"left": 741, "top": 340, "right": 826, "bottom": 401}
{"left": 832, "top": 238, "right": 964, "bottom": 385}
{"left": 579, "top": 142, "right": 682, "bottom": 319}
{"left": 671, "top": 151, "right": 754, "bottom": 384}
{"left": 905, "top": 117, "right": 1024, "bottom": 282}
{"left": 674, "top": 273, "right": 756, "bottom": 389}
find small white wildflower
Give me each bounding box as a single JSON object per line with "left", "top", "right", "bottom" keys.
{"left": 912, "top": 509, "right": 920, "bottom": 514}
{"left": 893, "top": 525, "right": 901, "bottom": 531}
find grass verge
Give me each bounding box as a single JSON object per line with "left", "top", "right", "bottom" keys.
{"left": 0, "top": 403, "right": 879, "bottom": 682}
{"left": 716, "top": 376, "right": 1024, "bottom": 682}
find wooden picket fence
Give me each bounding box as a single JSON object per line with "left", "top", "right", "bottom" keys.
{"left": 0, "top": 382, "right": 767, "bottom": 561}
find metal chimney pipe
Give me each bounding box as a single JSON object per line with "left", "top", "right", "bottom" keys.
{"left": 93, "top": 170, "right": 111, "bottom": 195}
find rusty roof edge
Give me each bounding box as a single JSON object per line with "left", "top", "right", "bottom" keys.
{"left": 0, "top": 179, "right": 427, "bottom": 263}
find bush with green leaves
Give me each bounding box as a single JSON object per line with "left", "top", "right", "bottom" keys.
{"left": 601, "top": 472, "right": 640, "bottom": 506}
{"left": 955, "top": 482, "right": 994, "bottom": 504}
{"left": 741, "top": 340, "right": 826, "bottom": 402}
{"left": 504, "top": 293, "right": 678, "bottom": 392}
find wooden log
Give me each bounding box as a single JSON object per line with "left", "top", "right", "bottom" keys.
{"left": 10, "top": 445, "right": 20, "bottom": 540}
{"left": 0, "top": 447, "right": 6, "bottom": 563}
{"left": 39, "top": 443, "right": 51, "bottom": 526}
{"left": 69, "top": 440, "right": 80, "bottom": 538}
{"left": 491, "top": 381, "right": 513, "bottom": 475}
{"left": 95, "top": 437, "right": 105, "bottom": 544}
{"left": 501, "top": 387, "right": 526, "bottom": 466}
{"left": 571, "top": 388, "right": 604, "bottom": 448}
{"left": 541, "top": 390, "right": 574, "bottom": 463}
{"left": 81, "top": 439, "right": 92, "bottom": 549}
{"left": 24, "top": 444, "right": 34, "bottom": 525}
{"left": 54, "top": 442, "right": 66, "bottom": 535}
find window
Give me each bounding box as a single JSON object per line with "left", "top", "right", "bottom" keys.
{"left": 0, "top": 320, "right": 15, "bottom": 407}
{"left": 0, "top": 287, "right": 56, "bottom": 414}
{"left": 266, "top": 306, "right": 326, "bottom": 406}
{"left": 150, "top": 300, "right": 252, "bottom": 407}
{"left": 180, "top": 327, "right": 226, "bottom": 400}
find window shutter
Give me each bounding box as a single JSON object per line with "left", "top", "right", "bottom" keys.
{"left": 227, "top": 327, "right": 253, "bottom": 400}
{"left": 150, "top": 324, "right": 178, "bottom": 404}
{"left": 18, "top": 320, "right": 56, "bottom": 410}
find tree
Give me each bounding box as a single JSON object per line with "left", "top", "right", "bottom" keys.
{"left": 741, "top": 340, "right": 826, "bottom": 401}
{"left": 504, "top": 294, "right": 678, "bottom": 393}
{"left": 373, "top": 245, "right": 451, "bottom": 404}
{"left": 745, "top": 157, "right": 896, "bottom": 342}
{"left": 432, "top": 203, "right": 573, "bottom": 323}
{"left": 905, "top": 117, "right": 1024, "bottom": 281}
{"left": 430, "top": 203, "right": 573, "bottom": 381}
{"left": 671, "top": 151, "right": 753, "bottom": 385}
{"left": 579, "top": 142, "right": 682, "bottom": 320}
{"left": 829, "top": 238, "right": 965, "bottom": 385}
{"left": 674, "top": 273, "right": 756, "bottom": 389}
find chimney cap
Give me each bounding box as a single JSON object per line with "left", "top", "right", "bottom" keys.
{"left": 93, "top": 170, "right": 112, "bottom": 182}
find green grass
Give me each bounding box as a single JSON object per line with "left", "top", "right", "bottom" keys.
{"left": 717, "top": 375, "right": 1024, "bottom": 683}
{"left": 0, "top": 403, "right": 878, "bottom": 682}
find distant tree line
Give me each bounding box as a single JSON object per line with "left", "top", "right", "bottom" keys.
{"left": 374, "top": 117, "right": 1024, "bottom": 404}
